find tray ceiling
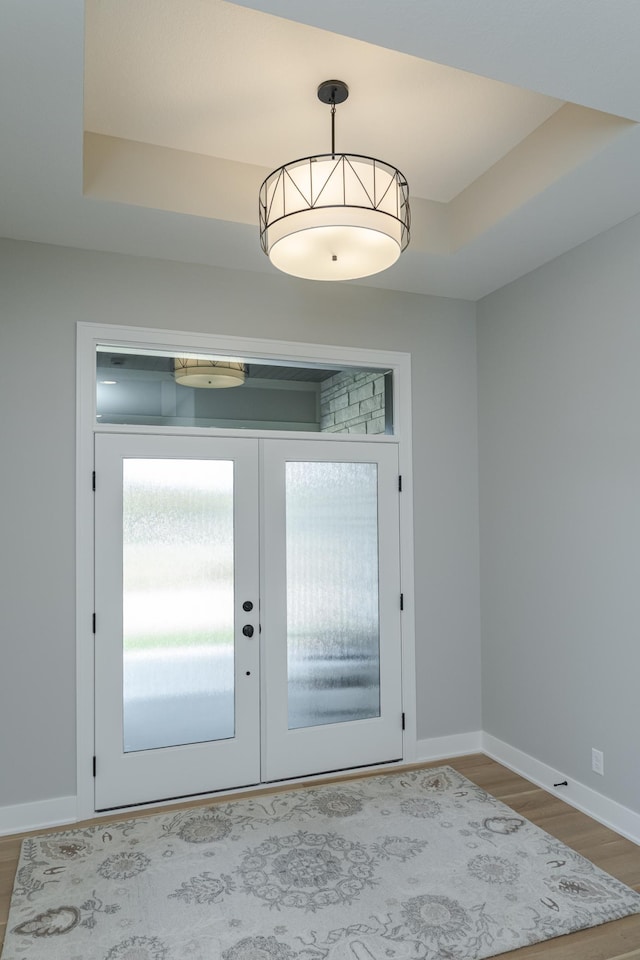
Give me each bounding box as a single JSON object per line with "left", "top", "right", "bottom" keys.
{"left": 2, "top": 0, "right": 640, "bottom": 298}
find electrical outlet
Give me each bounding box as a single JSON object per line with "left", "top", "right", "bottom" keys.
{"left": 591, "top": 748, "right": 604, "bottom": 776}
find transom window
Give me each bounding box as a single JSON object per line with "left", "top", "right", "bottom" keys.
{"left": 96, "top": 346, "right": 394, "bottom": 435}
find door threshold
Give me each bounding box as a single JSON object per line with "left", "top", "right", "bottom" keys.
{"left": 261, "top": 756, "right": 403, "bottom": 787}
{"left": 93, "top": 757, "right": 409, "bottom": 820}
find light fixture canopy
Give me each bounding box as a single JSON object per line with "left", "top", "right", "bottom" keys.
{"left": 259, "top": 80, "right": 410, "bottom": 281}
{"left": 174, "top": 357, "right": 246, "bottom": 388}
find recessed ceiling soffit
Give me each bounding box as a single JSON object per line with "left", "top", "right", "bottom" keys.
{"left": 82, "top": 0, "right": 635, "bottom": 257}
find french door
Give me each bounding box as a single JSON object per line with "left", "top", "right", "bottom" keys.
{"left": 94, "top": 433, "right": 402, "bottom": 810}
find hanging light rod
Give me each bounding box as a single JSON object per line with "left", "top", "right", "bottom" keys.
{"left": 317, "top": 79, "right": 349, "bottom": 157}
{"left": 259, "top": 79, "right": 410, "bottom": 282}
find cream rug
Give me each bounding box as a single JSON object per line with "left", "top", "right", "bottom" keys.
{"left": 2, "top": 766, "right": 639, "bottom": 960}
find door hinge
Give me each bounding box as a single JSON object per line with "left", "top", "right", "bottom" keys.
{"left": 92, "top": 756, "right": 97, "bottom": 777}
{"left": 92, "top": 613, "right": 96, "bottom": 634}
{"left": 400, "top": 593, "right": 404, "bottom": 611}
{"left": 398, "top": 475, "right": 402, "bottom": 492}
{"left": 402, "top": 712, "right": 406, "bottom": 730}
{"left": 92, "top": 471, "right": 96, "bottom": 492}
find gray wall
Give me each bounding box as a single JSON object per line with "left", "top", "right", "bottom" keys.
{"left": 477, "top": 212, "right": 640, "bottom": 813}
{"left": 0, "top": 238, "right": 480, "bottom": 808}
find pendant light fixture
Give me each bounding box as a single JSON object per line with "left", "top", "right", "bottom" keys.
{"left": 259, "top": 80, "right": 410, "bottom": 281}
{"left": 174, "top": 357, "right": 246, "bottom": 388}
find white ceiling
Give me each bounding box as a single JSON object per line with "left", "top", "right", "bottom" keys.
{"left": 84, "top": 0, "right": 564, "bottom": 203}
{"left": 2, "top": 0, "right": 640, "bottom": 300}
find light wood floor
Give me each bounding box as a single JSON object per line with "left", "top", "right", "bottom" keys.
{"left": 1, "top": 755, "right": 639, "bottom": 958}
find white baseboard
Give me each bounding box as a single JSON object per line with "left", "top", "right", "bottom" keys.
{"left": 0, "top": 741, "right": 484, "bottom": 837}
{"left": 2, "top": 734, "right": 638, "bottom": 847}
{"left": 483, "top": 733, "right": 640, "bottom": 847}
{"left": 0, "top": 795, "right": 77, "bottom": 838}
{"left": 415, "top": 730, "right": 483, "bottom": 762}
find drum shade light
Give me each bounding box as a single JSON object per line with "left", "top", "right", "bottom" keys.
{"left": 174, "top": 358, "right": 246, "bottom": 388}
{"left": 259, "top": 80, "right": 410, "bottom": 282}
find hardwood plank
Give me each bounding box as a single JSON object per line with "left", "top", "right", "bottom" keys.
{"left": 0, "top": 840, "right": 21, "bottom": 865}
{"left": 0, "top": 860, "right": 17, "bottom": 934}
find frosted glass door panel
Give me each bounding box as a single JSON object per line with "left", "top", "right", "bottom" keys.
{"left": 262, "top": 439, "right": 401, "bottom": 783}
{"left": 95, "top": 434, "right": 259, "bottom": 810}
{"left": 122, "top": 458, "right": 234, "bottom": 752}
{"left": 286, "top": 461, "right": 380, "bottom": 729}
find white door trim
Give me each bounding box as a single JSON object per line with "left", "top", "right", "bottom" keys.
{"left": 76, "top": 321, "right": 416, "bottom": 820}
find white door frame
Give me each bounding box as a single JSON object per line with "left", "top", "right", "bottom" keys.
{"left": 76, "top": 321, "right": 416, "bottom": 821}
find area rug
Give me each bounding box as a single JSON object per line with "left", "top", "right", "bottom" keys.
{"left": 2, "top": 766, "right": 639, "bottom": 960}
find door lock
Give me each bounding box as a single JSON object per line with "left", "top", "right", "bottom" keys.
{"left": 242, "top": 600, "right": 254, "bottom": 612}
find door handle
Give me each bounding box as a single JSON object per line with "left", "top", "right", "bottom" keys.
{"left": 242, "top": 624, "right": 254, "bottom": 638}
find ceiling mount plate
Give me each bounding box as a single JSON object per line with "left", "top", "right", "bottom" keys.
{"left": 317, "top": 80, "right": 349, "bottom": 105}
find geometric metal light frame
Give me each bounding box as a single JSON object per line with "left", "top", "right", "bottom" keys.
{"left": 259, "top": 153, "right": 410, "bottom": 281}
{"left": 259, "top": 81, "right": 410, "bottom": 282}
{"left": 260, "top": 153, "right": 410, "bottom": 253}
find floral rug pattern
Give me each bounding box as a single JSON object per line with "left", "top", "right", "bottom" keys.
{"left": 2, "top": 766, "right": 639, "bottom": 960}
